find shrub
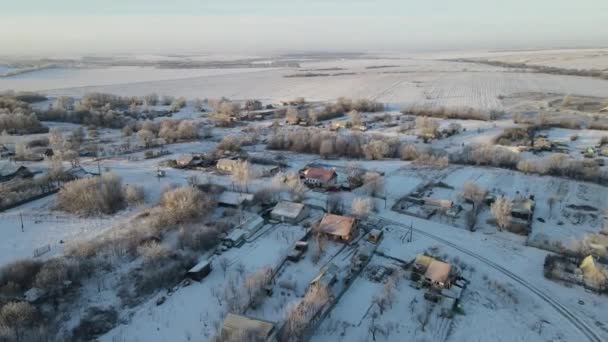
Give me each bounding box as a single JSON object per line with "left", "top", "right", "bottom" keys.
{"left": 402, "top": 105, "right": 500, "bottom": 121}
{"left": 158, "top": 120, "right": 199, "bottom": 142}
{"left": 400, "top": 144, "right": 421, "bottom": 160}
{"left": 415, "top": 117, "right": 439, "bottom": 138}
{"left": 451, "top": 144, "right": 520, "bottom": 169}
{"left": 56, "top": 173, "right": 132, "bottom": 216}
{"left": 494, "top": 126, "right": 537, "bottom": 146}
{"left": 491, "top": 197, "right": 512, "bottom": 231}
{"left": 124, "top": 184, "right": 145, "bottom": 205}
{"left": 134, "top": 253, "right": 196, "bottom": 295}
{"left": 216, "top": 135, "right": 241, "bottom": 153}
{"left": 33, "top": 258, "right": 78, "bottom": 292}
{"left": 137, "top": 242, "right": 173, "bottom": 265}
{"left": 352, "top": 197, "right": 373, "bottom": 217}
{"left": 158, "top": 187, "right": 215, "bottom": 225}
{"left": 0, "top": 301, "right": 39, "bottom": 342}
{"left": 0, "top": 259, "right": 43, "bottom": 295}
{"left": 209, "top": 97, "right": 240, "bottom": 115}
{"left": 281, "top": 283, "right": 330, "bottom": 340}
{"left": 178, "top": 225, "right": 220, "bottom": 251}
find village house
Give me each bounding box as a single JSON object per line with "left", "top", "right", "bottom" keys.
{"left": 301, "top": 167, "right": 337, "bottom": 188}
{"left": 217, "top": 191, "right": 255, "bottom": 208}
{"left": 0, "top": 165, "right": 33, "bottom": 183}
{"left": 270, "top": 201, "right": 307, "bottom": 223}
{"left": 220, "top": 313, "right": 277, "bottom": 342}
{"left": 217, "top": 158, "right": 279, "bottom": 177}
{"left": 317, "top": 213, "right": 358, "bottom": 242}
{"left": 176, "top": 154, "right": 213, "bottom": 169}
{"left": 425, "top": 260, "right": 452, "bottom": 289}
{"left": 413, "top": 255, "right": 453, "bottom": 289}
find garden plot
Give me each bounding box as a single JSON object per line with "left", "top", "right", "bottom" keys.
{"left": 0, "top": 195, "right": 124, "bottom": 264}
{"left": 373, "top": 212, "right": 600, "bottom": 342}
{"left": 100, "top": 223, "right": 303, "bottom": 342}
{"left": 540, "top": 127, "right": 608, "bottom": 160}
{"left": 311, "top": 264, "right": 445, "bottom": 342}
{"left": 245, "top": 240, "right": 345, "bottom": 323}
{"left": 445, "top": 166, "right": 607, "bottom": 242}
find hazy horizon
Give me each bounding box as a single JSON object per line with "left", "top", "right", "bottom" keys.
{"left": 2, "top": 0, "right": 608, "bottom": 57}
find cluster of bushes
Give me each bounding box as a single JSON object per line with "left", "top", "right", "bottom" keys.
{"left": 38, "top": 92, "right": 183, "bottom": 128}
{"left": 0, "top": 175, "right": 62, "bottom": 210}
{"left": 281, "top": 283, "right": 330, "bottom": 340}
{"left": 402, "top": 105, "right": 502, "bottom": 121}
{"left": 1, "top": 185, "right": 218, "bottom": 340}
{"left": 316, "top": 97, "right": 384, "bottom": 122}
{"left": 284, "top": 97, "right": 384, "bottom": 125}
{"left": 268, "top": 128, "right": 398, "bottom": 160}
{"left": 517, "top": 154, "right": 608, "bottom": 184}
{"left": 65, "top": 186, "right": 216, "bottom": 261}
{"left": 494, "top": 126, "right": 538, "bottom": 146}
{"left": 125, "top": 119, "right": 199, "bottom": 148}
{"left": 450, "top": 144, "right": 520, "bottom": 169}
{"left": 451, "top": 144, "right": 608, "bottom": 185}
{"left": 55, "top": 173, "right": 144, "bottom": 216}
{"left": 512, "top": 106, "right": 608, "bottom": 131}
{"left": 461, "top": 59, "right": 608, "bottom": 80}
{"left": 268, "top": 128, "right": 449, "bottom": 167}
{"left": 0, "top": 93, "right": 48, "bottom": 134}
{"left": 0, "top": 256, "right": 92, "bottom": 341}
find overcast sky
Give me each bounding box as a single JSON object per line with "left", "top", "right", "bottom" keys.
{"left": 2, "top": 0, "right": 607, "bottom": 57}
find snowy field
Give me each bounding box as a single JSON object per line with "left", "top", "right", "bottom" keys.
{"left": 1, "top": 54, "right": 607, "bottom": 111}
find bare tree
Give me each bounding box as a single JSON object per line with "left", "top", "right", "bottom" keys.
{"left": 349, "top": 110, "right": 363, "bottom": 126}
{"left": 137, "top": 129, "right": 155, "bottom": 148}
{"left": 231, "top": 160, "right": 252, "bottom": 192}
{"left": 286, "top": 106, "right": 300, "bottom": 125}
{"left": 415, "top": 116, "right": 439, "bottom": 139}
{"left": 352, "top": 197, "right": 374, "bottom": 217}
{"left": 320, "top": 139, "right": 334, "bottom": 159}
{"left": 363, "top": 172, "right": 385, "bottom": 198}
{"left": 326, "top": 193, "right": 343, "bottom": 214}
{"left": 491, "top": 196, "right": 512, "bottom": 231}
{"left": 219, "top": 257, "right": 230, "bottom": 275}
{"left": 0, "top": 301, "right": 38, "bottom": 342}
{"left": 48, "top": 127, "right": 64, "bottom": 152}
{"left": 415, "top": 300, "right": 432, "bottom": 332}
{"left": 547, "top": 196, "right": 556, "bottom": 219}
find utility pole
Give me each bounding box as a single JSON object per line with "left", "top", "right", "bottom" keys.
{"left": 408, "top": 221, "right": 413, "bottom": 243}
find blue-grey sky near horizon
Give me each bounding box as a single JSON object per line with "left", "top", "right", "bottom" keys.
{"left": 1, "top": 0, "right": 607, "bottom": 56}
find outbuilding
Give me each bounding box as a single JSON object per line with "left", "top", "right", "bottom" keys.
{"left": 221, "top": 313, "right": 277, "bottom": 342}
{"left": 186, "top": 260, "right": 212, "bottom": 281}
{"left": 270, "top": 201, "right": 307, "bottom": 223}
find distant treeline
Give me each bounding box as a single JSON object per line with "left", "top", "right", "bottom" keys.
{"left": 451, "top": 59, "right": 608, "bottom": 80}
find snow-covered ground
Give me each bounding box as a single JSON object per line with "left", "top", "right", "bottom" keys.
{"left": 1, "top": 49, "right": 607, "bottom": 342}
